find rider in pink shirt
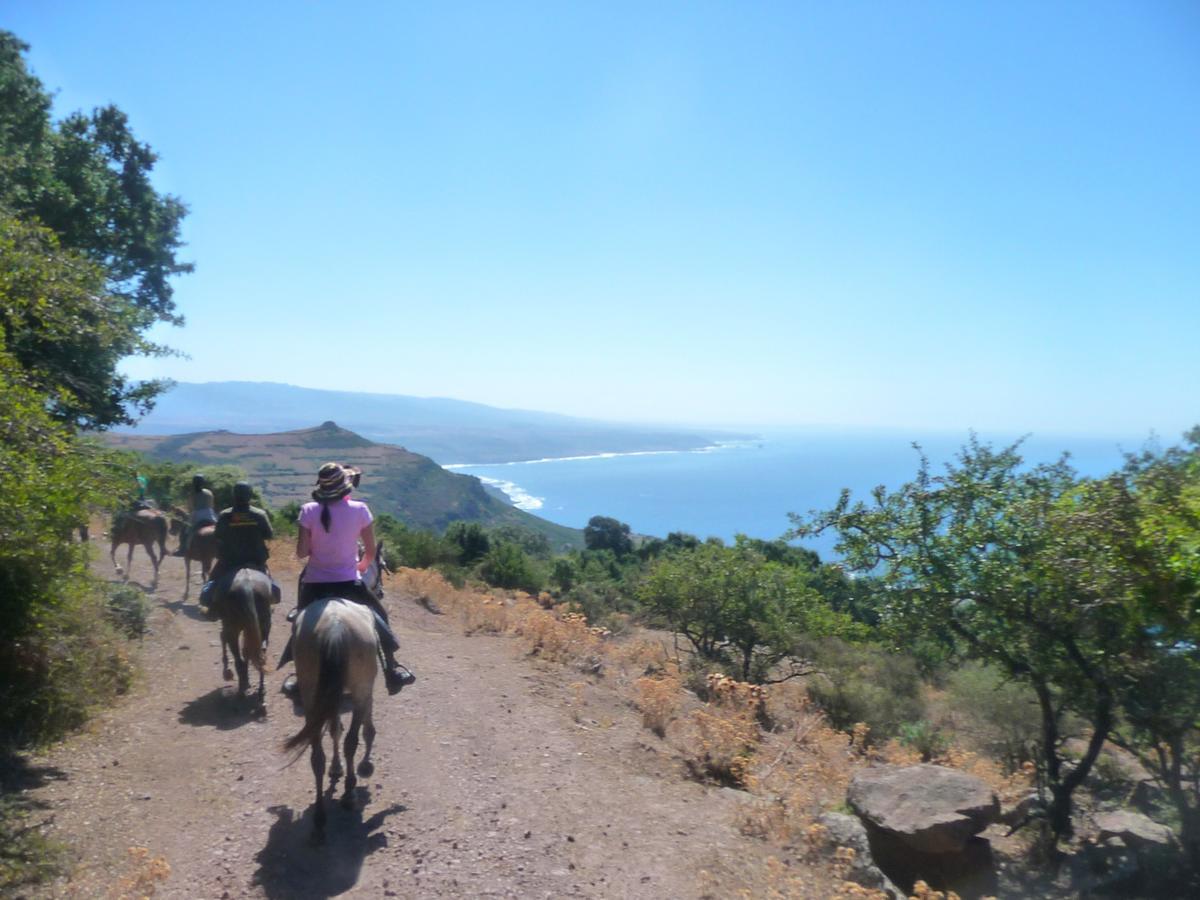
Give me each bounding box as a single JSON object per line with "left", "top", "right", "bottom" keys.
{"left": 277, "top": 463, "right": 415, "bottom": 695}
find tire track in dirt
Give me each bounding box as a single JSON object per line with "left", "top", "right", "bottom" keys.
{"left": 21, "top": 541, "right": 776, "bottom": 898}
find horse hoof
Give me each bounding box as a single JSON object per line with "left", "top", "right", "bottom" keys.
{"left": 357, "top": 760, "right": 374, "bottom": 778}
{"left": 223, "top": 669, "right": 234, "bottom": 681}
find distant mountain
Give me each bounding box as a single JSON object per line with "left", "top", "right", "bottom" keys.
{"left": 118, "top": 381, "right": 745, "bottom": 465}
{"left": 104, "top": 422, "right": 584, "bottom": 549}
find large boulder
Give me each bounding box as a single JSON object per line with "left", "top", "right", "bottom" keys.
{"left": 1095, "top": 811, "right": 1176, "bottom": 849}
{"left": 847, "top": 764, "right": 1000, "bottom": 854}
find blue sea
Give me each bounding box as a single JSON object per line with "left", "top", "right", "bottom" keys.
{"left": 445, "top": 428, "right": 1152, "bottom": 555}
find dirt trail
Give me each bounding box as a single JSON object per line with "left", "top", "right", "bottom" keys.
{"left": 19, "top": 541, "right": 778, "bottom": 899}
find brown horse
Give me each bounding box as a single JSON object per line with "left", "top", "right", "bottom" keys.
{"left": 110, "top": 508, "right": 167, "bottom": 586}
{"left": 169, "top": 515, "right": 218, "bottom": 600}
{"left": 219, "top": 568, "right": 272, "bottom": 704}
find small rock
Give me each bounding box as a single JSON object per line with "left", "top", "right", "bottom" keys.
{"left": 523, "top": 831, "right": 532, "bottom": 839}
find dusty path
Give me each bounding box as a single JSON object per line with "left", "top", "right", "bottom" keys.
{"left": 19, "top": 541, "right": 777, "bottom": 899}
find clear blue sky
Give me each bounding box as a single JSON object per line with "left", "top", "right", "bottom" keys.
{"left": 7, "top": 1, "right": 1199, "bottom": 435}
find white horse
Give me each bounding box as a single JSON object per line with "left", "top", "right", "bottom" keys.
{"left": 282, "top": 595, "right": 379, "bottom": 843}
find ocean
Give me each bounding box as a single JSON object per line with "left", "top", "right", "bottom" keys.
{"left": 445, "top": 428, "right": 1151, "bottom": 555}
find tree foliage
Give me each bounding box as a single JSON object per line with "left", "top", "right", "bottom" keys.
{"left": 0, "top": 30, "right": 191, "bottom": 747}
{"left": 583, "top": 515, "right": 633, "bottom": 556}
{"left": 444, "top": 521, "right": 491, "bottom": 564}
{"left": 0, "top": 31, "right": 189, "bottom": 428}
{"left": 790, "top": 434, "right": 1200, "bottom": 847}
{"left": 638, "top": 541, "right": 861, "bottom": 681}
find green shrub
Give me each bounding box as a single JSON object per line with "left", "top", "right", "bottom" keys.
{"left": 105, "top": 585, "right": 150, "bottom": 638}
{"left": 943, "top": 662, "right": 1042, "bottom": 771}
{"left": 445, "top": 521, "right": 490, "bottom": 564}
{"left": 479, "top": 542, "right": 543, "bottom": 593}
{"left": 374, "top": 515, "right": 458, "bottom": 569}
{"left": 271, "top": 500, "right": 302, "bottom": 537}
{"left": 803, "top": 638, "right": 925, "bottom": 743}
{"left": 0, "top": 579, "right": 136, "bottom": 747}
{"left": 563, "top": 580, "right": 637, "bottom": 625}
{"left": 899, "top": 719, "right": 950, "bottom": 761}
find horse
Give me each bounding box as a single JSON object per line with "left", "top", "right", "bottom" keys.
{"left": 282, "top": 545, "right": 387, "bottom": 843}
{"left": 110, "top": 508, "right": 167, "bottom": 586}
{"left": 169, "top": 513, "right": 218, "bottom": 600}
{"left": 218, "top": 568, "right": 273, "bottom": 703}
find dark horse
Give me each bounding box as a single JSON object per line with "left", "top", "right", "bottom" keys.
{"left": 110, "top": 508, "right": 167, "bottom": 586}
{"left": 169, "top": 512, "right": 218, "bottom": 600}
{"left": 219, "top": 568, "right": 273, "bottom": 704}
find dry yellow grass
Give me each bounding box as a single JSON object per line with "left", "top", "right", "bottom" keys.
{"left": 107, "top": 847, "right": 170, "bottom": 899}
{"left": 635, "top": 668, "right": 682, "bottom": 737}
{"left": 384, "top": 566, "right": 1012, "bottom": 897}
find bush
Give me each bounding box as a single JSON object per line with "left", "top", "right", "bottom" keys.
{"left": 898, "top": 720, "right": 950, "bottom": 762}
{"left": 0, "top": 579, "right": 136, "bottom": 747}
{"left": 803, "top": 638, "right": 925, "bottom": 743}
{"left": 106, "top": 585, "right": 149, "bottom": 638}
{"left": 479, "top": 542, "right": 543, "bottom": 593}
{"left": 488, "top": 523, "right": 551, "bottom": 559}
{"left": 374, "top": 515, "right": 458, "bottom": 569}
{"left": 445, "top": 521, "right": 490, "bottom": 564}
{"left": 562, "top": 580, "right": 636, "bottom": 626}
{"left": 271, "top": 500, "right": 302, "bottom": 537}
{"left": 943, "top": 662, "right": 1042, "bottom": 771}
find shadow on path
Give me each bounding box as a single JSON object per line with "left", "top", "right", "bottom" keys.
{"left": 179, "top": 688, "right": 265, "bottom": 730}
{"left": 253, "top": 798, "right": 404, "bottom": 899}
{"left": 161, "top": 596, "right": 211, "bottom": 622}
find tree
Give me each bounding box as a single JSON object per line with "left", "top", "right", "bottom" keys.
{"left": 480, "top": 542, "right": 541, "bottom": 593}
{"left": 0, "top": 32, "right": 190, "bottom": 428}
{"left": 789, "top": 436, "right": 1167, "bottom": 844}
{"left": 1095, "top": 433, "right": 1200, "bottom": 869}
{"left": 583, "top": 515, "right": 633, "bottom": 556}
{"left": 444, "top": 520, "right": 490, "bottom": 564}
{"left": 638, "top": 542, "right": 859, "bottom": 681}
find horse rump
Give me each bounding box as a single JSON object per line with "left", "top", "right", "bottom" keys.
{"left": 283, "top": 617, "right": 348, "bottom": 757}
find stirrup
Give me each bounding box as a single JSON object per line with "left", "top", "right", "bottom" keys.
{"left": 385, "top": 665, "right": 416, "bottom": 695}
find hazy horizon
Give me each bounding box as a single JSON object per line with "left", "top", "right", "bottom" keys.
{"left": 9, "top": 2, "right": 1198, "bottom": 437}
{"left": 132, "top": 379, "right": 1177, "bottom": 446}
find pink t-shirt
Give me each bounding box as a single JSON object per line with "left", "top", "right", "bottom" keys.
{"left": 299, "top": 498, "right": 373, "bottom": 583}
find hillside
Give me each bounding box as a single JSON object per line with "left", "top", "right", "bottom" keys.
{"left": 104, "top": 421, "right": 583, "bottom": 549}
{"left": 115, "top": 381, "right": 745, "bottom": 464}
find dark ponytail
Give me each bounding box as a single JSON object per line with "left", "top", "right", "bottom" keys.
{"left": 320, "top": 501, "right": 332, "bottom": 532}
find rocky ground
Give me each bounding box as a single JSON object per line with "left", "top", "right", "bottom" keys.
{"left": 14, "top": 539, "right": 784, "bottom": 899}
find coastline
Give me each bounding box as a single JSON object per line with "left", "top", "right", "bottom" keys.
{"left": 444, "top": 440, "right": 759, "bottom": 513}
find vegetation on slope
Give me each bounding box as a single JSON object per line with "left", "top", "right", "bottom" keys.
{"left": 1, "top": 30, "right": 190, "bottom": 889}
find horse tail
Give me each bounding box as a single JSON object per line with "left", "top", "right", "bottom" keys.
{"left": 241, "top": 594, "right": 265, "bottom": 674}
{"left": 283, "top": 618, "right": 347, "bottom": 755}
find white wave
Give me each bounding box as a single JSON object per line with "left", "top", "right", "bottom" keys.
{"left": 443, "top": 440, "right": 755, "bottom": 470}
{"left": 475, "top": 476, "right": 544, "bottom": 511}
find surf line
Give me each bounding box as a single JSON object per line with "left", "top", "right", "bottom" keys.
{"left": 442, "top": 440, "right": 749, "bottom": 471}
{"left": 474, "top": 475, "right": 544, "bottom": 511}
